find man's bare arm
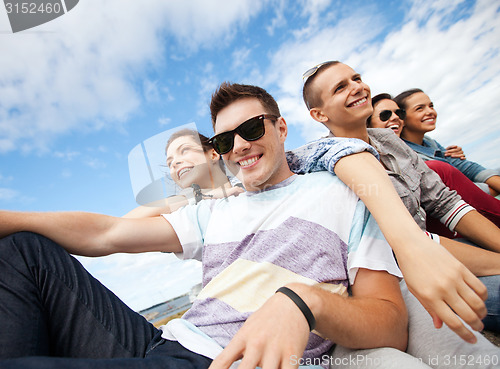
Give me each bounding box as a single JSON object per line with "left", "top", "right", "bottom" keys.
{"left": 209, "top": 269, "right": 407, "bottom": 369}
{"left": 334, "top": 152, "right": 487, "bottom": 343}
{"left": 0, "top": 210, "right": 182, "bottom": 256}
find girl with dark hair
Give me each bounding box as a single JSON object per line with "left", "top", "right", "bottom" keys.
{"left": 395, "top": 89, "right": 500, "bottom": 196}
{"left": 367, "top": 93, "right": 500, "bottom": 236}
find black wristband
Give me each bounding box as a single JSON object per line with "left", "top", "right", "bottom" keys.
{"left": 276, "top": 286, "right": 316, "bottom": 331}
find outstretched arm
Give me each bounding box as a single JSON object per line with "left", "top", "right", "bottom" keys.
{"left": 440, "top": 236, "right": 500, "bottom": 276}
{"left": 0, "top": 210, "right": 182, "bottom": 256}
{"left": 124, "top": 187, "right": 244, "bottom": 218}
{"left": 453, "top": 211, "right": 500, "bottom": 253}
{"left": 123, "top": 196, "right": 188, "bottom": 218}
{"left": 334, "top": 152, "right": 487, "bottom": 343}
{"left": 209, "top": 269, "right": 407, "bottom": 369}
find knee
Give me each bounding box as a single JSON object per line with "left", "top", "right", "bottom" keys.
{"left": 0, "top": 231, "right": 65, "bottom": 259}
{"left": 426, "top": 160, "right": 453, "bottom": 174}
{"left": 425, "top": 160, "right": 463, "bottom": 182}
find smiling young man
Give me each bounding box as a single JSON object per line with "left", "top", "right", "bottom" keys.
{"left": 203, "top": 83, "right": 410, "bottom": 368}
{"left": 295, "top": 60, "right": 500, "bottom": 367}
{"left": 0, "top": 82, "right": 409, "bottom": 369}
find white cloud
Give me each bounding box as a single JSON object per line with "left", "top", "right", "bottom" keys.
{"left": 196, "top": 63, "right": 219, "bottom": 117}
{"left": 61, "top": 169, "right": 72, "bottom": 178}
{"left": 84, "top": 157, "right": 107, "bottom": 169}
{"left": 262, "top": 5, "right": 383, "bottom": 142}
{"left": 0, "top": 0, "right": 268, "bottom": 154}
{"left": 361, "top": 0, "right": 500, "bottom": 168}
{"left": 77, "top": 252, "right": 202, "bottom": 311}
{"left": 0, "top": 187, "right": 18, "bottom": 201}
{"left": 0, "top": 173, "right": 14, "bottom": 183}
{"left": 264, "top": 0, "right": 500, "bottom": 168}
{"left": 143, "top": 80, "right": 162, "bottom": 103}
{"left": 266, "top": 0, "right": 287, "bottom": 36}
{"left": 53, "top": 151, "right": 80, "bottom": 161}
{"left": 0, "top": 187, "right": 34, "bottom": 204}
{"left": 160, "top": 0, "right": 265, "bottom": 52}
{"left": 158, "top": 116, "right": 171, "bottom": 126}
{"left": 231, "top": 47, "right": 252, "bottom": 71}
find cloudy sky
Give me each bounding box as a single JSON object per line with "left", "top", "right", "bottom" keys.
{"left": 1, "top": 0, "right": 499, "bottom": 311}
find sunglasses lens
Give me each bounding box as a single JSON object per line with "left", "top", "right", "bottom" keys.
{"left": 379, "top": 110, "right": 392, "bottom": 122}
{"left": 396, "top": 109, "right": 406, "bottom": 120}
{"left": 238, "top": 117, "right": 265, "bottom": 142}
{"left": 212, "top": 133, "right": 234, "bottom": 155}
{"left": 210, "top": 115, "right": 270, "bottom": 155}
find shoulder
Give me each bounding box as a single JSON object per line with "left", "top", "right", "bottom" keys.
{"left": 296, "top": 172, "right": 351, "bottom": 195}
{"left": 367, "top": 127, "right": 397, "bottom": 140}
{"left": 298, "top": 171, "right": 341, "bottom": 183}
{"left": 368, "top": 128, "right": 409, "bottom": 151}
{"left": 422, "top": 136, "right": 442, "bottom": 148}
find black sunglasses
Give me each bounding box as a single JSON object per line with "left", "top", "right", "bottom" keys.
{"left": 379, "top": 109, "right": 406, "bottom": 122}
{"left": 209, "top": 114, "right": 278, "bottom": 155}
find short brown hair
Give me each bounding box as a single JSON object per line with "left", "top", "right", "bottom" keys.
{"left": 302, "top": 61, "right": 340, "bottom": 110}
{"left": 210, "top": 82, "right": 280, "bottom": 129}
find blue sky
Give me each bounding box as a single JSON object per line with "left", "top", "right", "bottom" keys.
{"left": 1, "top": 0, "right": 499, "bottom": 311}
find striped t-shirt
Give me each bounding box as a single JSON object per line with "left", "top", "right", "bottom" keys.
{"left": 161, "top": 172, "right": 402, "bottom": 363}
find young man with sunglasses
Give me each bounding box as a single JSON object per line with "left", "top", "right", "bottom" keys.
{"left": 0, "top": 82, "right": 411, "bottom": 368}
{"left": 295, "top": 60, "right": 500, "bottom": 367}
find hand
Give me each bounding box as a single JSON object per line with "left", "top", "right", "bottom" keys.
{"left": 396, "top": 239, "right": 488, "bottom": 343}
{"left": 444, "top": 145, "right": 466, "bottom": 160}
{"left": 209, "top": 291, "right": 310, "bottom": 369}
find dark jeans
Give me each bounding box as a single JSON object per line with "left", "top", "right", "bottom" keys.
{"left": 0, "top": 232, "right": 212, "bottom": 369}
{"left": 480, "top": 275, "right": 500, "bottom": 333}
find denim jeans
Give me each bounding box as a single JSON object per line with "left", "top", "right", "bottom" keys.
{"left": 0, "top": 232, "right": 211, "bottom": 368}
{"left": 480, "top": 275, "right": 500, "bottom": 333}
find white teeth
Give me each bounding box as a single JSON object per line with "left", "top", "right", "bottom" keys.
{"left": 239, "top": 156, "right": 259, "bottom": 167}
{"left": 178, "top": 167, "right": 192, "bottom": 178}
{"left": 388, "top": 124, "right": 399, "bottom": 130}
{"left": 423, "top": 118, "right": 435, "bottom": 123}
{"left": 350, "top": 97, "right": 366, "bottom": 107}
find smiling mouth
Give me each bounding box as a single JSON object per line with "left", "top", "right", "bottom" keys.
{"left": 238, "top": 155, "right": 261, "bottom": 168}
{"left": 388, "top": 124, "right": 400, "bottom": 131}
{"left": 347, "top": 97, "right": 367, "bottom": 107}
{"left": 178, "top": 167, "right": 193, "bottom": 179}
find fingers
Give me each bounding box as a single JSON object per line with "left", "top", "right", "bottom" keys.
{"left": 228, "top": 187, "right": 245, "bottom": 197}
{"left": 210, "top": 341, "right": 296, "bottom": 369}
{"left": 209, "top": 340, "right": 244, "bottom": 369}
{"left": 428, "top": 310, "right": 443, "bottom": 329}
{"left": 444, "top": 145, "right": 466, "bottom": 159}
{"left": 422, "top": 272, "right": 487, "bottom": 343}
{"left": 464, "top": 271, "right": 488, "bottom": 302}
{"left": 431, "top": 300, "right": 478, "bottom": 343}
